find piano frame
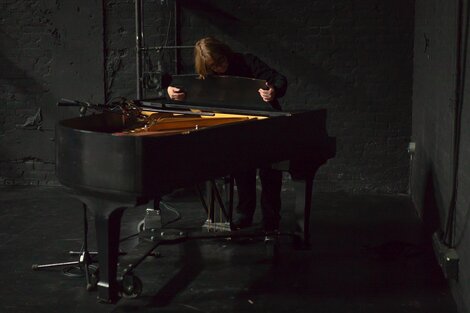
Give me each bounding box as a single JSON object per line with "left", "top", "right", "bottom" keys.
{"left": 56, "top": 104, "right": 335, "bottom": 303}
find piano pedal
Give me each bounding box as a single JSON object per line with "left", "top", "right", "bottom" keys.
{"left": 202, "top": 220, "right": 231, "bottom": 232}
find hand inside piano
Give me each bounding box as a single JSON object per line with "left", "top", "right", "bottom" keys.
{"left": 167, "top": 86, "right": 186, "bottom": 101}
{"left": 258, "top": 82, "right": 276, "bottom": 102}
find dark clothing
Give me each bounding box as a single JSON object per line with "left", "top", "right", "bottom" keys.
{"left": 233, "top": 168, "right": 283, "bottom": 231}
{"left": 223, "top": 53, "right": 287, "bottom": 231}
{"left": 225, "top": 53, "right": 287, "bottom": 96}
{"left": 225, "top": 53, "right": 287, "bottom": 110}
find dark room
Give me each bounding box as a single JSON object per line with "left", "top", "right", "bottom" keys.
{"left": 0, "top": 0, "right": 469, "bottom": 312}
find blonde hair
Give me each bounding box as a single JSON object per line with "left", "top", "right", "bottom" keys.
{"left": 194, "top": 37, "right": 232, "bottom": 79}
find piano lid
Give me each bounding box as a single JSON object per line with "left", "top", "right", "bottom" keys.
{"left": 150, "top": 74, "right": 282, "bottom": 114}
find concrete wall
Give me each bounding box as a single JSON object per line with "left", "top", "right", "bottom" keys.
{"left": 411, "top": 0, "right": 470, "bottom": 312}
{"left": 1, "top": 0, "right": 414, "bottom": 194}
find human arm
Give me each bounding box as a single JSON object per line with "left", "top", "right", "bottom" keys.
{"left": 258, "top": 83, "right": 276, "bottom": 102}
{"left": 245, "top": 53, "right": 288, "bottom": 101}
{"left": 167, "top": 86, "right": 186, "bottom": 101}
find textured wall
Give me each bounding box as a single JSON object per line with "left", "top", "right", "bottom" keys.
{"left": 412, "top": 0, "right": 470, "bottom": 312}
{"left": 0, "top": 1, "right": 103, "bottom": 185}
{"left": 103, "top": 0, "right": 415, "bottom": 193}
{"left": 1, "top": 0, "right": 414, "bottom": 194}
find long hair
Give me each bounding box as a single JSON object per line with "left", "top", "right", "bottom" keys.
{"left": 194, "top": 37, "right": 232, "bottom": 79}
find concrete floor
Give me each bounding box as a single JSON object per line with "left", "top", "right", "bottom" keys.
{"left": 0, "top": 185, "right": 458, "bottom": 313}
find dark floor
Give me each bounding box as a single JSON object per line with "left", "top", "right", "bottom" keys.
{"left": 0, "top": 185, "right": 458, "bottom": 313}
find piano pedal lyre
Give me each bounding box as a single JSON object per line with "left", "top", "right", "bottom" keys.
{"left": 198, "top": 176, "right": 234, "bottom": 232}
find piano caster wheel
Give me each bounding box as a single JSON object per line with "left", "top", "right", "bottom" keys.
{"left": 87, "top": 265, "right": 99, "bottom": 291}
{"left": 137, "top": 219, "right": 145, "bottom": 233}
{"left": 265, "top": 236, "right": 280, "bottom": 262}
{"left": 120, "top": 274, "right": 143, "bottom": 299}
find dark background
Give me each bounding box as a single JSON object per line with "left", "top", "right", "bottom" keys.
{"left": 0, "top": 0, "right": 469, "bottom": 312}
{"left": 0, "top": 0, "right": 413, "bottom": 193}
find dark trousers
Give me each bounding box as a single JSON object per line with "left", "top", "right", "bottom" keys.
{"left": 233, "top": 167, "right": 283, "bottom": 230}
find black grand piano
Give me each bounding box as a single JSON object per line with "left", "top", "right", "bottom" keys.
{"left": 55, "top": 92, "right": 335, "bottom": 303}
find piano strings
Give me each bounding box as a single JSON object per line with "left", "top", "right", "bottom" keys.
{"left": 114, "top": 111, "right": 264, "bottom": 137}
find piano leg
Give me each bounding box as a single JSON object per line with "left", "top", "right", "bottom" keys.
{"left": 289, "top": 156, "right": 330, "bottom": 248}
{"left": 85, "top": 198, "right": 126, "bottom": 303}
{"left": 292, "top": 178, "right": 313, "bottom": 247}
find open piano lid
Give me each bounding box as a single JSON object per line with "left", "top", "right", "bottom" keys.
{"left": 141, "top": 74, "right": 286, "bottom": 116}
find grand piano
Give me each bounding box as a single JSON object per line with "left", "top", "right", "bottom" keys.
{"left": 55, "top": 93, "right": 335, "bottom": 303}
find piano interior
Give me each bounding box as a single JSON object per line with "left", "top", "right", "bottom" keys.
{"left": 114, "top": 110, "right": 267, "bottom": 136}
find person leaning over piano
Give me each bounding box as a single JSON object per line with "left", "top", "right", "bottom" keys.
{"left": 167, "top": 36, "right": 288, "bottom": 232}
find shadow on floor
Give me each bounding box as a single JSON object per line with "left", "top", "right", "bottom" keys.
{"left": 0, "top": 186, "right": 457, "bottom": 313}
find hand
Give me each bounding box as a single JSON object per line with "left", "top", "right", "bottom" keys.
{"left": 258, "top": 83, "right": 276, "bottom": 102}
{"left": 167, "top": 86, "right": 186, "bottom": 101}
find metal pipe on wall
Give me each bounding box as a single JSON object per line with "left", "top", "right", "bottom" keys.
{"left": 135, "top": 0, "right": 144, "bottom": 99}
{"left": 174, "top": 0, "right": 179, "bottom": 74}
{"left": 135, "top": 0, "right": 186, "bottom": 98}
{"left": 141, "top": 45, "right": 193, "bottom": 51}
{"left": 102, "top": 0, "right": 109, "bottom": 104}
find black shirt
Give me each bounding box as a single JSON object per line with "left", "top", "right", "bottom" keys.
{"left": 226, "top": 53, "right": 287, "bottom": 96}
{"left": 225, "top": 53, "right": 288, "bottom": 109}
